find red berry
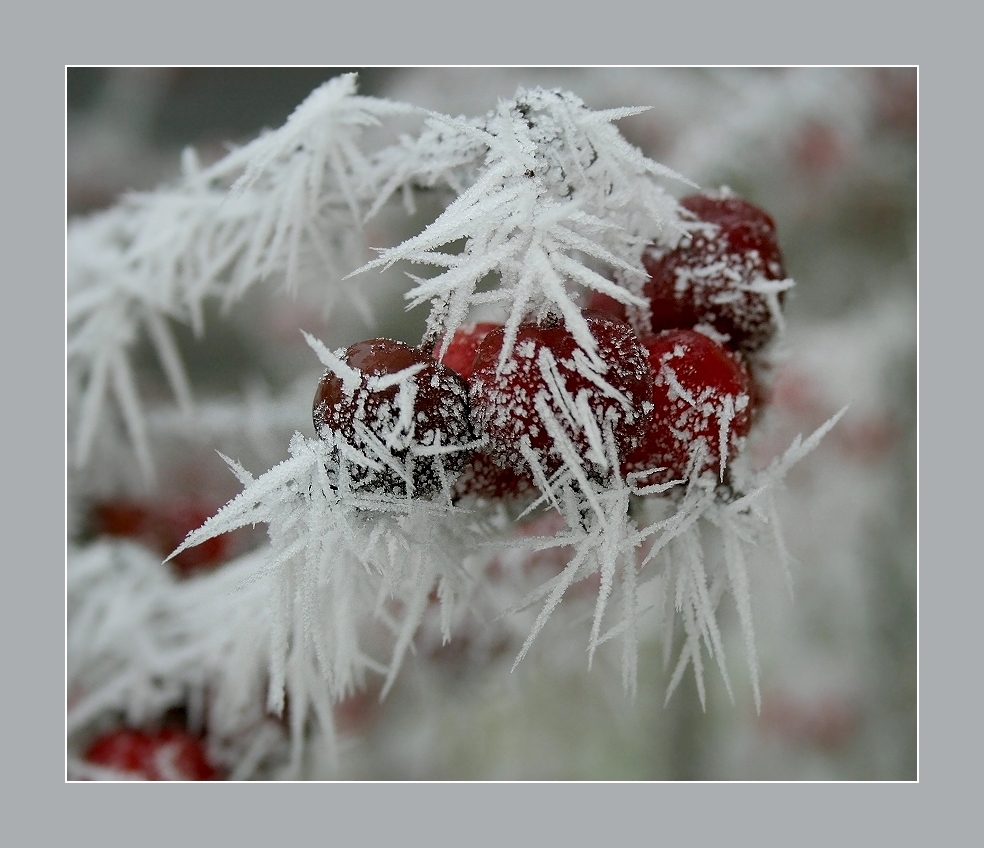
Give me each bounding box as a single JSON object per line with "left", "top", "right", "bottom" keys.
{"left": 83, "top": 727, "right": 219, "bottom": 780}
{"left": 584, "top": 288, "right": 629, "bottom": 323}
{"left": 433, "top": 322, "right": 536, "bottom": 501}
{"left": 623, "top": 329, "right": 753, "bottom": 485}
{"left": 452, "top": 449, "right": 536, "bottom": 501}
{"left": 433, "top": 321, "right": 502, "bottom": 380}
{"left": 151, "top": 503, "right": 233, "bottom": 575}
{"left": 643, "top": 192, "right": 787, "bottom": 353}
{"left": 91, "top": 501, "right": 148, "bottom": 538}
{"left": 759, "top": 691, "right": 861, "bottom": 751}
{"left": 313, "top": 338, "right": 475, "bottom": 498}
{"left": 91, "top": 500, "right": 234, "bottom": 575}
{"left": 333, "top": 681, "right": 384, "bottom": 736}
{"left": 469, "top": 311, "right": 653, "bottom": 482}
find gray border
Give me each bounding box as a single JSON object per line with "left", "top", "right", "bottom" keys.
{"left": 21, "top": 2, "right": 957, "bottom": 841}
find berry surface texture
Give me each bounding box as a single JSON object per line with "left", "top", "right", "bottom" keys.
{"left": 469, "top": 311, "right": 653, "bottom": 483}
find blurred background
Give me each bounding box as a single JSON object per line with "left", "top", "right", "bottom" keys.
{"left": 66, "top": 67, "right": 917, "bottom": 780}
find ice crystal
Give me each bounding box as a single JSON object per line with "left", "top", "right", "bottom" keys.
{"left": 168, "top": 432, "right": 497, "bottom": 700}
{"left": 67, "top": 75, "right": 415, "bottom": 478}
{"left": 356, "top": 87, "right": 694, "bottom": 364}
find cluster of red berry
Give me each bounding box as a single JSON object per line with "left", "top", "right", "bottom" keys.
{"left": 78, "top": 191, "right": 787, "bottom": 780}
{"left": 311, "top": 191, "right": 787, "bottom": 500}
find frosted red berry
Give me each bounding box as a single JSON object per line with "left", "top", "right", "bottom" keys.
{"left": 313, "top": 338, "right": 474, "bottom": 498}
{"left": 433, "top": 321, "right": 535, "bottom": 500}
{"left": 83, "top": 727, "right": 220, "bottom": 780}
{"left": 642, "top": 192, "right": 787, "bottom": 353}
{"left": 623, "top": 328, "right": 753, "bottom": 485}
{"left": 469, "top": 310, "right": 653, "bottom": 482}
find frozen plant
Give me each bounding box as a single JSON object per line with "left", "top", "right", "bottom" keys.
{"left": 67, "top": 73, "right": 840, "bottom": 780}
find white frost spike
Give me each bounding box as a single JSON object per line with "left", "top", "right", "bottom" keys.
{"left": 529, "top": 345, "right": 637, "bottom": 480}
{"left": 510, "top": 544, "right": 592, "bottom": 672}
{"left": 108, "top": 347, "right": 155, "bottom": 482}
{"left": 354, "top": 86, "right": 690, "bottom": 363}
{"left": 143, "top": 307, "right": 194, "bottom": 417}
{"left": 224, "top": 73, "right": 414, "bottom": 230}
{"left": 302, "top": 331, "right": 361, "bottom": 397}
{"left": 575, "top": 390, "right": 609, "bottom": 472}
{"left": 349, "top": 420, "right": 414, "bottom": 490}
{"left": 718, "top": 394, "right": 736, "bottom": 481}
{"left": 583, "top": 486, "right": 633, "bottom": 671}
{"left": 569, "top": 347, "right": 629, "bottom": 406}
{"left": 718, "top": 511, "right": 760, "bottom": 711}
{"left": 216, "top": 451, "right": 255, "bottom": 487}
{"left": 67, "top": 75, "right": 416, "bottom": 478}
{"left": 634, "top": 407, "right": 846, "bottom": 706}
{"left": 504, "top": 419, "right": 648, "bottom": 687}
{"left": 742, "top": 275, "right": 794, "bottom": 341}
{"left": 368, "top": 361, "right": 427, "bottom": 392}
{"left": 536, "top": 347, "right": 580, "bottom": 433}
{"left": 660, "top": 360, "right": 699, "bottom": 409}
{"left": 163, "top": 431, "right": 492, "bottom": 763}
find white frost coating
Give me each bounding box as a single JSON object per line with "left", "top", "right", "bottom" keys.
{"left": 570, "top": 347, "right": 633, "bottom": 409}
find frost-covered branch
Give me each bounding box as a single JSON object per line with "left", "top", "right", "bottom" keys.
{"left": 67, "top": 74, "right": 417, "bottom": 478}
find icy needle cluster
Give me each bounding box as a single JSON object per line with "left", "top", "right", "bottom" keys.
{"left": 359, "top": 87, "right": 693, "bottom": 364}
{"left": 67, "top": 74, "right": 412, "bottom": 478}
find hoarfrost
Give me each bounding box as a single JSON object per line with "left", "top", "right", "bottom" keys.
{"left": 65, "top": 72, "right": 863, "bottom": 779}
